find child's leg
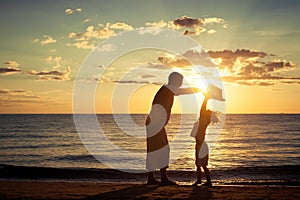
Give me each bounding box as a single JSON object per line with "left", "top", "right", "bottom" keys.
{"left": 203, "top": 166, "right": 212, "bottom": 186}
{"left": 197, "top": 166, "right": 202, "bottom": 182}
{"left": 192, "top": 166, "right": 202, "bottom": 186}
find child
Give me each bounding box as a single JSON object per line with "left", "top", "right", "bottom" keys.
{"left": 193, "top": 92, "right": 220, "bottom": 187}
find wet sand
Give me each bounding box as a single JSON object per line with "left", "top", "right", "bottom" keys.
{"left": 0, "top": 181, "right": 299, "bottom": 200}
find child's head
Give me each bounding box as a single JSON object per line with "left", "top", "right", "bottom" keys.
{"left": 168, "top": 72, "right": 183, "bottom": 88}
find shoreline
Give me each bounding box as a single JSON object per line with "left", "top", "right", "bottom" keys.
{"left": 1, "top": 164, "right": 299, "bottom": 183}
{"left": 0, "top": 180, "right": 299, "bottom": 200}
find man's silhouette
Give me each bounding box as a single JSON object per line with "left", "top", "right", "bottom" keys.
{"left": 146, "top": 72, "right": 199, "bottom": 185}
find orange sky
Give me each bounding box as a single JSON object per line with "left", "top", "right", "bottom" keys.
{"left": 0, "top": 0, "right": 299, "bottom": 114}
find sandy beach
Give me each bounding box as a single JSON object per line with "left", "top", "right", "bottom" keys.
{"left": 0, "top": 181, "right": 299, "bottom": 200}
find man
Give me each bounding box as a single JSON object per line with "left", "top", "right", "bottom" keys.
{"left": 146, "top": 72, "right": 199, "bottom": 185}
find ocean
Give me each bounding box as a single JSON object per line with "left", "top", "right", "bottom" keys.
{"left": 0, "top": 114, "right": 299, "bottom": 183}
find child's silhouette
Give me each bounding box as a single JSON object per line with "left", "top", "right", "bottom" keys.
{"left": 193, "top": 91, "right": 221, "bottom": 187}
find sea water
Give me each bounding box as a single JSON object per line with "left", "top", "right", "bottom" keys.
{"left": 0, "top": 114, "right": 299, "bottom": 180}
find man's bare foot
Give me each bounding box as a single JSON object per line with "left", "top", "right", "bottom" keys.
{"left": 160, "top": 179, "right": 178, "bottom": 186}
{"left": 146, "top": 179, "right": 160, "bottom": 185}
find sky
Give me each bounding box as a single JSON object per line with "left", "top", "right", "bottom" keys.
{"left": 0, "top": 0, "right": 299, "bottom": 114}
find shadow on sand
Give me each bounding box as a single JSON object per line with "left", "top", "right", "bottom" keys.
{"left": 78, "top": 184, "right": 159, "bottom": 200}
{"left": 189, "top": 186, "right": 212, "bottom": 199}
{"left": 77, "top": 184, "right": 212, "bottom": 200}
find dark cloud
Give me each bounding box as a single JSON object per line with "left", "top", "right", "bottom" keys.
{"left": 265, "top": 61, "right": 296, "bottom": 71}
{"left": 155, "top": 49, "right": 215, "bottom": 68}
{"left": 149, "top": 48, "right": 298, "bottom": 86}
{"left": 169, "top": 16, "right": 226, "bottom": 35}
{"left": 208, "top": 49, "right": 268, "bottom": 59}
{"left": 173, "top": 16, "right": 203, "bottom": 28}
{"left": 238, "top": 61, "right": 296, "bottom": 78}
{"left": 1, "top": 60, "right": 71, "bottom": 81}
{"left": 182, "top": 49, "right": 215, "bottom": 67}
{"left": 205, "top": 49, "right": 298, "bottom": 86}
{"left": 0, "top": 61, "right": 21, "bottom": 74}
{"left": 0, "top": 67, "right": 21, "bottom": 74}
{"left": 157, "top": 56, "right": 191, "bottom": 68}
{"left": 207, "top": 49, "right": 270, "bottom": 70}
{"left": 28, "top": 67, "right": 71, "bottom": 81}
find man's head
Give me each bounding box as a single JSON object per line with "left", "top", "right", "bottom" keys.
{"left": 168, "top": 72, "right": 183, "bottom": 88}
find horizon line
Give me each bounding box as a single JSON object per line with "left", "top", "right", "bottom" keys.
{"left": 0, "top": 112, "right": 299, "bottom": 115}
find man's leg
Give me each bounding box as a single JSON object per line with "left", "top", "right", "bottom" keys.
{"left": 147, "top": 171, "right": 160, "bottom": 185}
{"left": 160, "top": 167, "right": 177, "bottom": 185}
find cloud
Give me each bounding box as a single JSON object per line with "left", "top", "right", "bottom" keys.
{"left": 65, "top": 8, "right": 73, "bottom": 14}
{"left": 206, "top": 49, "right": 298, "bottom": 85}
{"left": 2, "top": 61, "right": 19, "bottom": 68}
{"left": 0, "top": 89, "right": 43, "bottom": 106}
{"left": 208, "top": 49, "right": 268, "bottom": 60}
{"left": 0, "top": 89, "right": 27, "bottom": 94}
{"left": 144, "top": 16, "right": 227, "bottom": 35}
{"left": 138, "top": 27, "right": 163, "bottom": 35}
{"left": 95, "top": 43, "right": 115, "bottom": 52}
{"left": 155, "top": 49, "right": 215, "bottom": 68}
{"left": 184, "top": 27, "right": 206, "bottom": 36}
{"left": 99, "top": 79, "right": 162, "bottom": 85}
{"left": 67, "top": 16, "right": 226, "bottom": 50}
{"left": 173, "top": 16, "right": 204, "bottom": 28}
{"left": 146, "top": 63, "right": 170, "bottom": 70}
{"left": 0, "top": 67, "right": 21, "bottom": 74}
{"left": 71, "top": 41, "right": 95, "bottom": 49}
{"left": 109, "top": 22, "right": 133, "bottom": 30}
{"left": 0, "top": 61, "right": 21, "bottom": 75}
{"left": 67, "top": 24, "right": 123, "bottom": 49}
{"left": 159, "top": 16, "right": 227, "bottom": 35}
{"left": 203, "top": 17, "right": 225, "bottom": 25}
{"left": 65, "top": 8, "right": 82, "bottom": 15}
{"left": 82, "top": 18, "right": 91, "bottom": 23}
{"left": 67, "top": 22, "right": 133, "bottom": 49}
{"left": 207, "top": 29, "right": 216, "bottom": 34}
{"left": 28, "top": 66, "right": 71, "bottom": 81}
{"left": 46, "top": 56, "right": 62, "bottom": 69}
{"left": 145, "top": 20, "right": 167, "bottom": 28}
{"left": 84, "top": 26, "right": 114, "bottom": 38}
{"left": 1, "top": 58, "right": 71, "bottom": 81}
{"left": 182, "top": 49, "right": 215, "bottom": 67}
{"left": 34, "top": 35, "right": 57, "bottom": 45}
{"left": 147, "top": 48, "right": 298, "bottom": 86}
{"left": 236, "top": 60, "right": 296, "bottom": 79}
{"left": 157, "top": 55, "right": 190, "bottom": 68}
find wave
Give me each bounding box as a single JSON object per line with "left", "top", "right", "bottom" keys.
{"left": 54, "top": 154, "right": 99, "bottom": 162}
{"left": 0, "top": 164, "right": 299, "bottom": 185}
